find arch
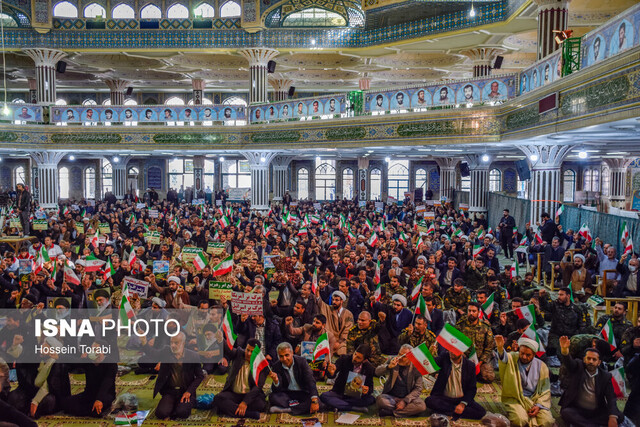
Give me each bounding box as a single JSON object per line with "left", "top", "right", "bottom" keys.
{"left": 14, "top": 166, "right": 26, "bottom": 187}
{"left": 59, "top": 167, "right": 70, "bottom": 199}
{"left": 370, "top": 168, "right": 382, "bottom": 200}
{"left": 415, "top": 168, "right": 427, "bottom": 195}
{"left": 11, "top": 98, "right": 25, "bottom": 103}
{"left": 140, "top": 3, "right": 161, "bottom": 19}
{"left": 84, "top": 167, "right": 96, "bottom": 199}
{"left": 223, "top": 96, "right": 247, "bottom": 106}
{"left": 112, "top": 3, "right": 135, "bottom": 19}
{"left": 102, "top": 160, "right": 113, "bottom": 195}
{"left": 283, "top": 7, "right": 346, "bottom": 27}
{"left": 601, "top": 165, "right": 610, "bottom": 196}
{"left": 53, "top": 1, "right": 78, "bottom": 18}
{"left": 563, "top": 169, "right": 576, "bottom": 202}
{"left": 102, "top": 98, "right": 111, "bottom": 105}
{"left": 128, "top": 166, "right": 139, "bottom": 176}
{"left": 124, "top": 98, "right": 137, "bottom": 105}
{"left": 83, "top": 2, "right": 106, "bottom": 18}
{"left": 165, "top": 96, "right": 185, "bottom": 105}
{"left": 82, "top": 98, "right": 97, "bottom": 106}
{"left": 55, "top": 98, "right": 67, "bottom": 105}
{"left": 220, "top": 0, "right": 240, "bottom": 17}
{"left": 0, "top": 12, "right": 18, "bottom": 26}
{"left": 584, "top": 168, "right": 600, "bottom": 192}
{"left": 342, "top": 168, "right": 354, "bottom": 200}
{"left": 194, "top": 2, "right": 215, "bottom": 18}
{"left": 315, "top": 159, "right": 336, "bottom": 201}
{"left": 167, "top": 3, "right": 189, "bottom": 18}
{"left": 489, "top": 168, "right": 502, "bottom": 192}
{"left": 387, "top": 160, "right": 409, "bottom": 201}
{"left": 297, "top": 167, "right": 309, "bottom": 200}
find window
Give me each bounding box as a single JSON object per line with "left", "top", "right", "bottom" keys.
{"left": 84, "top": 167, "right": 95, "bottom": 199}
{"left": 188, "top": 97, "right": 213, "bottom": 105}
{"left": 124, "top": 98, "right": 137, "bottom": 105}
{"left": 167, "top": 3, "right": 189, "bottom": 18}
{"left": 563, "top": 169, "right": 576, "bottom": 202}
{"left": 194, "top": 3, "right": 214, "bottom": 18}
{"left": 140, "top": 4, "right": 161, "bottom": 19}
{"left": 53, "top": 1, "right": 78, "bottom": 18}
{"left": 14, "top": 166, "right": 25, "bottom": 187}
{"left": 297, "top": 168, "right": 309, "bottom": 200}
{"left": 55, "top": 99, "right": 67, "bottom": 105}
{"left": 415, "top": 168, "right": 427, "bottom": 195}
{"left": 223, "top": 96, "right": 247, "bottom": 106}
{"left": 169, "top": 159, "right": 194, "bottom": 191}
{"left": 370, "top": 168, "right": 382, "bottom": 200}
{"left": 12, "top": 98, "right": 25, "bottom": 104}
{"left": 387, "top": 160, "right": 409, "bottom": 201}
{"left": 82, "top": 99, "right": 97, "bottom": 106}
{"left": 489, "top": 168, "right": 502, "bottom": 192}
{"left": 315, "top": 159, "right": 336, "bottom": 201}
{"left": 220, "top": 1, "right": 240, "bottom": 17}
{"left": 517, "top": 177, "right": 529, "bottom": 199}
{"left": 461, "top": 175, "right": 470, "bottom": 191}
{"left": 59, "top": 167, "right": 70, "bottom": 199}
{"left": 601, "top": 166, "right": 610, "bottom": 196}
{"left": 112, "top": 3, "right": 135, "bottom": 19}
{"left": 342, "top": 168, "right": 354, "bottom": 200}
{"left": 102, "top": 99, "right": 111, "bottom": 105}
{"left": 102, "top": 161, "right": 113, "bottom": 195}
{"left": 84, "top": 3, "right": 106, "bottom": 18}
{"left": 584, "top": 168, "right": 600, "bottom": 192}
{"left": 203, "top": 159, "right": 215, "bottom": 193}
{"left": 283, "top": 7, "right": 346, "bottom": 27}
{"left": 128, "top": 167, "right": 139, "bottom": 196}
{"left": 221, "top": 159, "right": 250, "bottom": 189}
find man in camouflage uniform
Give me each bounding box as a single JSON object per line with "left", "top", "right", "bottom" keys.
{"left": 457, "top": 302, "right": 496, "bottom": 382}
{"left": 443, "top": 278, "right": 471, "bottom": 319}
{"left": 380, "top": 276, "right": 406, "bottom": 306}
{"left": 621, "top": 314, "right": 640, "bottom": 363}
{"left": 476, "top": 289, "right": 500, "bottom": 328}
{"left": 486, "top": 276, "right": 509, "bottom": 312}
{"left": 539, "top": 287, "right": 589, "bottom": 357}
{"left": 594, "top": 302, "right": 633, "bottom": 358}
{"left": 346, "top": 311, "right": 386, "bottom": 367}
{"left": 398, "top": 315, "right": 436, "bottom": 349}
{"left": 463, "top": 258, "right": 488, "bottom": 291}
{"left": 509, "top": 272, "right": 538, "bottom": 300}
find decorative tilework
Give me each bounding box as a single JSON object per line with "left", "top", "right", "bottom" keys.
{"left": 429, "top": 168, "right": 440, "bottom": 192}
{"left": 503, "top": 168, "right": 517, "bottom": 192}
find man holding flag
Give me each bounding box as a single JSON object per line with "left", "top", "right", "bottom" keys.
{"left": 268, "top": 342, "right": 319, "bottom": 415}
{"left": 456, "top": 302, "right": 496, "bottom": 382}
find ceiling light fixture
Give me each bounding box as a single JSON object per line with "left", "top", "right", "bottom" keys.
{"left": 69, "top": 155, "right": 75, "bottom": 161}
{"left": 469, "top": 1, "right": 476, "bottom": 17}
{"left": 219, "top": 156, "right": 225, "bottom": 162}
{"left": 310, "top": 39, "right": 316, "bottom": 45}
{"left": 260, "top": 156, "right": 266, "bottom": 163}
{"left": 529, "top": 154, "right": 539, "bottom": 162}
{"left": 385, "top": 156, "right": 391, "bottom": 163}
{"left": 481, "top": 154, "right": 490, "bottom": 162}
{"left": 578, "top": 151, "right": 588, "bottom": 159}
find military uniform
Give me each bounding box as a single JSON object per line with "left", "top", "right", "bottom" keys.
{"left": 443, "top": 287, "right": 471, "bottom": 313}
{"left": 621, "top": 326, "right": 640, "bottom": 362}
{"left": 540, "top": 299, "right": 589, "bottom": 356}
{"left": 463, "top": 266, "right": 488, "bottom": 291}
{"left": 398, "top": 327, "right": 437, "bottom": 350}
{"left": 456, "top": 316, "right": 496, "bottom": 382}
{"left": 509, "top": 279, "right": 539, "bottom": 300}
{"left": 594, "top": 314, "right": 632, "bottom": 348}
{"left": 380, "top": 283, "right": 407, "bottom": 305}
{"left": 485, "top": 285, "right": 509, "bottom": 312}
{"left": 345, "top": 320, "right": 386, "bottom": 367}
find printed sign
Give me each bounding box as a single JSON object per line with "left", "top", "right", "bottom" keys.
{"left": 148, "top": 209, "right": 159, "bottom": 218}
{"left": 75, "top": 222, "right": 85, "bottom": 234}
{"left": 98, "top": 222, "right": 111, "bottom": 234}
{"left": 122, "top": 276, "right": 149, "bottom": 298}
{"left": 9, "top": 218, "right": 21, "bottom": 229}
{"left": 263, "top": 255, "right": 280, "bottom": 269}
{"left": 207, "top": 242, "right": 226, "bottom": 255}
{"left": 424, "top": 211, "right": 435, "bottom": 220}
{"left": 416, "top": 205, "right": 426, "bottom": 216}
{"left": 209, "top": 282, "right": 233, "bottom": 300}
{"left": 231, "top": 291, "right": 263, "bottom": 316}
{"left": 145, "top": 231, "right": 161, "bottom": 245}
{"left": 181, "top": 247, "right": 204, "bottom": 263}
{"left": 153, "top": 260, "right": 170, "bottom": 280}
{"left": 32, "top": 219, "right": 48, "bottom": 230}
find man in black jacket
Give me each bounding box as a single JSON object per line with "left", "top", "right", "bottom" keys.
{"left": 558, "top": 335, "right": 624, "bottom": 426}
{"left": 425, "top": 349, "right": 486, "bottom": 420}
{"left": 15, "top": 183, "right": 31, "bottom": 236}
{"left": 498, "top": 209, "right": 516, "bottom": 260}
{"left": 212, "top": 339, "right": 268, "bottom": 419}
{"left": 320, "top": 344, "right": 375, "bottom": 412}
{"left": 236, "top": 314, "right": 282, "bottom": 362}
{"left": 268, "top": 342, "right": 319, "bottom": 415}
{"left": 153, "top": 332, "right": 205, "bottom": 420}
{"left": 539, "top": 213, "right": 558, "bottom": 245}
{"left": 615, "top": 253, "right": 640, "bottom": 297}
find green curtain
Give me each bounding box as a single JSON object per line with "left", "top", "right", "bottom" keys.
{"left": 488, "top": 193, "right": 531, "bottom": 233}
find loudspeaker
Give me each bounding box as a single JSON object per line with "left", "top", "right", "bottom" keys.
{"left": 125, "top": 87, "right": 133, "bottom": 96}
{"left": 460, "top": 162, "right": 470, "bottom": 177}
{"left": 414, "top": 188, "right": 423, "bottom": 202}
{"left": 288, "top": 86, "right": 295, "bottom": 97}
{"left": 267, "top": 60, "right": 276, "bottom": 73}
{"left": 56, "top": 61, "right": 67, "bottom": 73}
{"left": 493, "top": 56, "right": 504, "bottom": 70}
{"left": 515, "top": 159, "right": 531, "bottom": 180}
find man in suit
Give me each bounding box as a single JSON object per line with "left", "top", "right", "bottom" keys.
{"left": 236, "top": 313, "right": 282, "bottom": 362}
{"left": 375, "top": 344, "right": 426, "bottom": 417}
{"left": 213, "top": 339, "right": 268, "bottom": 419}
{"left": 558, "top": 335, "right": 624, "bottom": 426}
{"left": 615, "top": 253, "right": 640, "bottom": 297}
{"left": 268, "top": 342, "right": 319, "bottom": 415}
{"left": 438, "top": 257, "right": 462, "bottom": 291}
{"left": 425, "top": 349, "right": 486, "bottom": 420}
{"left": 153, "top": 332, "right": 205, "bottom": 420}
{"left": 326, "top": 252, "right": 347, "bottom": 277}
{"left": 539, "top": 213, "right": 558, "bottom": 244}
{"left": 424, "top": 296, "right": 444, "bottom": 335}
{"left": 320, "top": 344, "right": 376, "bottom": 412}
{"left": 15, "top": 183, "right": 31, "bottom": 236}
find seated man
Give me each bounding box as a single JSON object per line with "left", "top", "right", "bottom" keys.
{"left": 153, "top": 332, "right": 205, "bottom": 420}
{"left": 320, "top": 344, "right": 375, "bottom": 412}
{"left": 213, "top": 339, "right": 268, "bottom": 419}
{"left": 495, "top": 335, "right": 553, "bottom": 427}
{"left": 0, "top": 360, "right": 37, "bottom": 427}
{"left": 268, "top": 342, "right": 319, "bottom": 415}
{"left": 424, "top": 349, "right": 486, "bottom": 420}
{"left": 558, "top": 335, "right": 624, "bottom": 426}
{"left": 375, "top": 344, "right": 426, "bottom": 417}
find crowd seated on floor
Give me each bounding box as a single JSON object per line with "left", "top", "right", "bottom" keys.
{"left": 0, "top": 184, "right": 639, "bottom": 426}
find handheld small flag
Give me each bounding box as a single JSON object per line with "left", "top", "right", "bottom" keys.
{"left": 600, "top": 318, "right": 617, "bottom": 351}
{"left": 436, "top": 323, "right": 472, "bottom": 356}
{"left": 512, "top": 304, "right": 536, "bottom": 325}
{"left": 311, "top": 267, "right": 318, "bottom": 294}
{"left": 481, "top": 292, "right": 495, "bottom": 319}
{"left": 473, "top": 245, "right": 484, "bottom": 258}
{"left": 410, "top": 277, "right": 423, "bottom": 301}
{"left": 415, "top": 294, "right": 427, "bottom": 317}
{"left": 63, "top": 266, "right": 81, "bottom": 285}
{"left": 211, "top": 255, "right": 234, "bottom": 277}
{"left": 222, "top": 309, "right": 237, "bottom": 350}
{"left": 193, "top": 251, "right": 208, "bottom": 271}
{"left": 312, "top": 332, "right": 330, "bottom": 362}
{"left": 521, "top": 324, "right": 546, "bottom": 357}
{"left": 119, "top": 283, "right": 135, "bottom": 326}
{"left": 250, "top": 345, "right": 270, "bottom": 385}
{"left": 468, "top": 348, "right": 481, "bottom": 375}
{"left": 405, "top": 342, "right": 440, "bottom": 375}
{"left": 373, "top": 283, "right": 382, "bottom": 302}
{"left": 114, "top": 412, "right": 138, "bottom": 425}
{"left": 368, "top": 233, "right": 379, "bottom": 247}
{"left": 510, "top": 262, "right": 520, "bottom": 279}
{"left": 611, "top": 367, "right": 627, "bottom": 398}
{"left": 373, "top": 260, "right": 381, "bottom": 285}
{"left": 555, "top": 204, "right": 565, "bottom": 219}
{"left": 623, "top": 235, "right": 634, "bottom": 257}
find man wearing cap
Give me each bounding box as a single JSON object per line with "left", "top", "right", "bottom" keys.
{"left": 314, "top": 287, "right": 353, "bottom": 356}
{"left": 495, "top": 335, "right": 554, "bottom": 426}
{"left": 149, "top": 275, "right": 190, "bottom": 309}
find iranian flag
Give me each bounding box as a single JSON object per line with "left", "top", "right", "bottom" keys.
{"left": 555, "top": 204, "right": 565, "bottom": 219}
{"left": 90, "top": 231, "right": 99, "bottom": 248}
{"left": 250, "top": 345, "right": 269, "bottom": 384}
{"left": 468, "top": 348, "right": 481, "bottom": 375}
{"left": 379, "top": 218, "right": 386, "bottom": 232}
{"left": 621, "top": 221, "right": 630, "bottom": 242}
{"left": 521, "top": 324, "right": 546, "bottom": 357}
{"left": 368, "top": 233, "right": 379, "bottom": 247}
{"left": 436, "top": 323, "right": 472, "bottom": 356}
{"left": 263, "top": 222, "right": 270, "bottom": 237}
{"left": 103, "top": 257, "right": 116, "bottom": 280}
{"left": 452, "top": 228, "right": 463, "bottom": 238}
{"left": 611, "top": 367, "right": 627, "bottom": 398}
{"left": 533, "top": 230, "right": 543, "bottom": 244}
{"left": 218, "top": 215, "right": 231, "bottom": 228}
{"left": 339, "top": 214, "right": 346, "bottom": 229}
{"left": 312, "top": 332, "right": 330, "bottom": 362}
{"left": 373, "top": 283, "right": 382, "bottom": 302}
{"left": 235, "top": 218, "right": 241, "bottom": 228}
{"left": 481, "top": 292, "right": 495, "bottom": 319}
{"left": 298, "top": 227, "right": 308, "bottom": 236}
{"left": 222, "top": 309, "right": 237, "bottom": 350}
{"left": 329, "top": 240, "right": 339, "bottom": 250}
{"left": 518, "top": 236, "right": 528, "bottom": 248}
{"left": 348, "top": 228, "right": 356, "bottom": 240}
{"left": 512, "top": 304, "right": 536, "bottom": 325}
{"left": 623, "top": 235, "right": 634, "bottom": 257}
{"left": 311, "top": 267, "right": 318, "bottom": 294}
{"left": 212, "top": 255, "right": 234, "bottom": 276}
{"left": 578, "top": 224, "right": 592, "bottom": 242}
{"left": 50, "top": 262, "right": 57, "bottom": 280}
{"left": 365, "top": 218, "right": 373, "bottom": 231}
{"left": 477, "top": 229, "right": 486, "bottom": 239}
{"left": 410, "top": 277, "right": 423, "bottom": 301}
{"left": 399, "top": 231, "right": 408, "bottom": 244}
{"left": 415, "top": 294, "right": 428, "bottom": 317}
{"left": 405, "top": 342, "right": 440, "bottom": 375}
{"left": 128, "top": 250, "right": 138, "bottom": 268}
{"left": 39, "top": 245, "right": 51, "bottom": 263}
{"left": 120, "top": 282, "right": 135, "bottom": 326}
{"left": 373, "top": 260, "right": 381, "bottom": 285}
{"left": 61, "top": 206, "right": 70, "bottom": 216}
{"left": 83, "top": 253, "right": 105, "bottom": 272}
{"left": 473, "top": 245, "right": 485, "bottom": 258}
{"left": 193, "top": 251, "right": 208, "bottom": 271}
{"left": 64, "top": 266, "right": 80, "bottom": 285}
{"left": 600, "top": 318, "right": 617, "bottom": 351}
{"left": 510, "top": 262, "right": 520, "bottom": 279}
{"left": 115, "top": 413, "right": 137, "bottom": 425}
{"left": 427, "top": 223, "right": 435, "bottom": 235}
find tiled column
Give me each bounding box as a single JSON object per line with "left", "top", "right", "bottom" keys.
{"left": 105, "top": 79, "right": 130, "bottom": 106}
{"left": 519, "top": 144, "right": 571, "bottom": 223}
{"left": 465, "top": 155, "right": 490, "bottom": 218}
{"left": 358, "top": 157, "right": 369, "bottom": 202}
{"left": 534, "top": 0, "right": 571, "bottom": 60}
{"left": 241, "top": 152, "right": 280, "bottom": 210}
{"left": 193, "top": 155, "right": 205, "bottom": 193}
{"left": 23, "top": 49, "right": 67, "bottom": 105}
{"left": 111, "top": 156, "right": 131, "bottom": 199}
{"left": 604, "top": 158, "right": 632, "bottom": 208}
{"left": 271, "top": 155, "right": 293, "bottom": 201}
{"left": 192, "top": 79, "right": 205, "bottom": 105}
{"left": 238, "top": 48, "right": 279, "bottom": 104}
{"left": 358, "top": 78, "right": 371, "bottom": 90}
{"left": 269, "top": 78, "right": 293, "bottom": 102}
{"left": 30, "top": 152, "right": 66, "bottom": 208}
{"left": 436, "top": 158, "right": 459, "bottom": 202}
{"left": 28, "top": 78, "right": 37, "bottom": 104}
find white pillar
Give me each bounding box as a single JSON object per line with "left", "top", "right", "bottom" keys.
{"left": 604, "top": 158, "right": 631, "bottom": 207}
{"left": 465, "top": 155, "right": 490, "bottom": 218}
{"left": 105, "top": 79, "right": 130, "bottom": 105}
{"left": 436, "top": 158, "right": 459, "bottom": 202}
{"left": 271, "top": 155, "right": 293, "bottom": 200}
{"left": 241, "top": 152, "right": 280, "bottom": 210}
{"left": 192, "top": 79, "right": 205, "bottom": 105}
{"left": 534, "top": 0, "right": 571, "bottom": 60}
{"left": 30, "top": 152, "right": 66, "bottom": 208}
{"left": 111, "top": 156, "right": 131, "bottom": 199}
{"left": 238, "top": 48, "right": 279, "bottom": 105}
{"left": 23, "top": 49, "right": 67, "bottom": 105}
{"left": 358, "top": 157, "right": 369, "bottom": 201}
{"left": 269, "top": 78, "right": 293, "bottom": 102}
{"left": 519, "top": 145, "right": 571, "bottom": 223}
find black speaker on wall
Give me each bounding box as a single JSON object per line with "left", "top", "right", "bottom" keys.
{"left": 460, "top": 162, "right": 470, "bottom": 177}
{"left": 494, "top": 56, "right": 504, "bottom": 70}
{"left": 267, "top": 60, "right": 276, "bottom": 73}
{"left": 414, "top": 188, "right": 423, "bottom": 202}
{"left": 515, "top": 159, "right": 531, "bottom": 180}
{"left": 288, "top": 86, "right": 296, "bottom": 97}
{"left": 56, "top": 61, "right": 67, "bottom": 73}
{"left": 125, "top": 87, "right": 133, "bottom": 96}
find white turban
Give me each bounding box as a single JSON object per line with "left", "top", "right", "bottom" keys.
{"left": 332, "top": 291, "right": 347, "bottom": 301}
{"left": 392, "top": 294, "right": 407, "bottom": 307}
{"left": 152, "top": 297, "right": 167, "bottom": 308}
{"left": 417, "top": 255, "right": 427, "bottom": 264}
{"left": 518, "top": 337, "right": 539, "bottom": 353}
{"left": 573, "top": 254, "right": 585, "bottom": 263}
{"left": 391, "top": 257, "right": 402, "bottom": 266}
{"left": 486, "top": 234, "right": 494, "bottom": 240}
{"left": 167, "top": 276, "right": 181, "bottom": 285}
